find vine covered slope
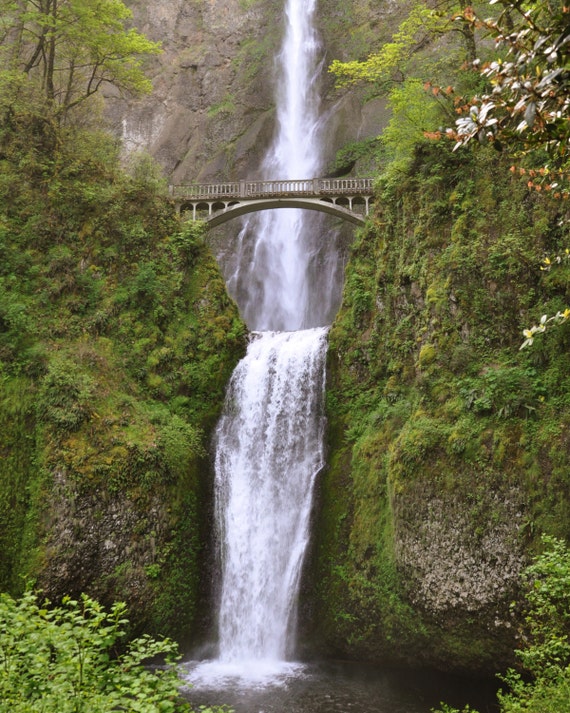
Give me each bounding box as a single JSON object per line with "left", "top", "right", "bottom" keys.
{"left": 0, "top": 125, "right": 246, "bottom": 639}
{"left": 304, "top": 141, "right": 570, "bottom": 672}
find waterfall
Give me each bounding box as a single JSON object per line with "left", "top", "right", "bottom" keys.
{"left": 223, "top": 0, "right": 342, "bottom": 332}
{"left": 195, "top": 0, "right": 341, "bottom": 680}
{"left": 215, "top": 328, "right": 328, "bottom": 664}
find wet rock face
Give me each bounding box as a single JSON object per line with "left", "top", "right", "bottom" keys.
{"left": 108, "top": 0, "right": 390, "bottom": 183}
{"left": 38, "top": 471, "right": 169, "bottom": 615}
{"left": 393, "top": 486, "right": 525, "bottom": 614}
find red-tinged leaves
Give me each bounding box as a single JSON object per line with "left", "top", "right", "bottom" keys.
{"left": 448, "top": 0, "right": 570, "bottom": 192}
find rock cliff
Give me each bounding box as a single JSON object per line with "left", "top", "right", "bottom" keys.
{"left": 301, "top": 141, "right": 570, "bottom": 672}
{"left": 109, "top": 0, "right": 392, "bottom": 182}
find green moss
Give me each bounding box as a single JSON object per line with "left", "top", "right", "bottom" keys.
{"left": 0, "top": 377, "right": 37, "bottom": 593}
{"left": 207, "top": 94, "right": 237, "bottom": 118}
{"left": 0, "top": 123, "right": 246, "bottom": 640}
{"left": 417, "top": 342, "right": 436, "bottom": 368}
{"left": 309, "top": 140, "right": 570, "bottom": 672}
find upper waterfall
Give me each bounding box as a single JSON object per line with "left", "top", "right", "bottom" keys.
{"left": 222, "top": 0, "right": 343, "bottom": 332}
{"left": 267, "top": 0, "right": 321, "bottom": 181}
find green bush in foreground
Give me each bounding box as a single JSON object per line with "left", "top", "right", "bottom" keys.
{"left": 434, "top": 537, "right": 570, "bottom": 713}
{"left": 0, "top": 590, "right": 196, "bottom": 713}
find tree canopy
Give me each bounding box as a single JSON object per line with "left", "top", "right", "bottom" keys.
{"left": 330, "top": 0, "right": 570, "bottom": 184}
{"left": 449, "top": 0, "right": 570, "bottom": 183}
{"left": 328, "top": 1, "right": 487, "bottom": 91}
{"left": 0, "top": 0, "right": 161, "bottom": 122}
{"left": 329, "top": 2, "right": 443, "bottom": 89}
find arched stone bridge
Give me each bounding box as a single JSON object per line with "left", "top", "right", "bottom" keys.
{"left": 169, "top": 177, "right": 374, "bottom": 227}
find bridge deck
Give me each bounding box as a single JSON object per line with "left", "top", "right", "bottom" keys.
{"left": 170, "top": 177, "right": 373, "bottom": 201}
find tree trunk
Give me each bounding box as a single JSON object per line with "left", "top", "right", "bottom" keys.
{"left": 458, "top": 0, "right": 477, "bottom": 62}
{"left": 44, "top": 0, "right": 57, "bottom": 103}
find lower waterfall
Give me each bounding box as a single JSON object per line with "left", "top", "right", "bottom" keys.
{"left": 214, "top": 328, "right": 328, "bottom": 664}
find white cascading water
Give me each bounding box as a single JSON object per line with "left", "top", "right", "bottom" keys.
{"left": 192, "top": 0, "right": 341, "bottom": 683}
{"left": 224, "top": 0, "right": 342, "bottom": 332}
{"left": 214, "top": 327, "right": 328, "bottom": 666}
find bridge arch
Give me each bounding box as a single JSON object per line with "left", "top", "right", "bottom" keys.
{"left": 192, "top": 197, "right": 368, "bottom": 228}
{"left": 172, "top": 177, "right": 374, "bottom": 228}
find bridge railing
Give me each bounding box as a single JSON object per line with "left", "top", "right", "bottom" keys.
{"left": 318, "top": 178, "right": 373, "bottom": 193}
{"left": 171, "top": 182, "right": 241, "bottom": 198}
{"left": 170, "top": 177, "right": 373, "bottom": 201}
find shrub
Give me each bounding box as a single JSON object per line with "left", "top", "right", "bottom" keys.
{"left": 37, "top": 358, "right": 95, "bottom": 432}
{"left": 0, "top": 590, "right": 189, "bottom": 713}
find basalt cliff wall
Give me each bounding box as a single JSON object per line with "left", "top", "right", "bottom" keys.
{"left": 108, "top": 0, "right": 392, "bottom": 182}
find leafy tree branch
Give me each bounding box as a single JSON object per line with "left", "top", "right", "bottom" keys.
{"left": 448, "top": 0, "right": 570, "bottom": 179}
{"left": 0, "top": 0, "right": 161, "bottom": 123}
{"left": 0, "top": 590, "right": 191, "bottom": 712}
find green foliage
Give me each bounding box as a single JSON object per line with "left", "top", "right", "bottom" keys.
{"left": 0, "top": 590, "right": 190, "bottom": 713}
{"left": 0, "top": 277, "right": 34, "bottom": 366}
{"left": 37, "top": 357, "right": 95, "bottom": 432}
{"left": 127, "top": 152, "right": 169, "bottom": 196}
{"left": 314, "top": 128, "right": 570, "bottom": 670}
{"left": 380, "top": 78, "right": 445, "bottom": 175}
{"left": 207, "top": 93, "right": 236, "bottom": 118}
{"left": 329, "top": 2, "right": 443, "bottom": 88}
{"left": 327, "top": 1, "right": 498, "bottom": 178}
{"left": 330, "top": 137, "right": 383, "bottom": 176}
{"left": 459, "top": 364, "right": 544, "bottom": 419}
{"left": 158, "top": 415, "right": 205, "bottom": 479}
{"left": 170, "top": 221, "right": 207, "bottom": 268}
{"left": 516, "top": 536, "right": 570, "bottom": 678}
{"left": 0, "top": 377, "right": 37, "bottom": 593}
{"left": 346, "top": 271, "right": 373, "bottom": 325}
{"left": 0, "top": 85, "right": 245, "bottom": 636}
{"left": 451, "top": 0, "right": 570, "bottom": 182}
{"left": 317, "top": 0, "right": 570, "bottom": 685}
{"left": 0, "top": 0, "right": 161, "bottom": 122}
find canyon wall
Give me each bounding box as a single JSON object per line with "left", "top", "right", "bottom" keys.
{"left": 108, "top": 0, "right": 393, "bottom": 182}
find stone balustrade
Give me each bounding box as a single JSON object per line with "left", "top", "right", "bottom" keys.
{"left": 170, "top": 177, "right": 374, "bottom": 200}
{"left": 169, "top": 177, "right": 375, "bottom": 227}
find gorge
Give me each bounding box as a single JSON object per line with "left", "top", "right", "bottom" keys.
{"left": 0, "top": 1, "right": 569, "bottom": 709}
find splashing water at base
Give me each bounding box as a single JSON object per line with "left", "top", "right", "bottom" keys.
{"left": 182, "top": 661, "right": 500, "bottom": 713}
{"left": 187, "top": 658, "right": 305, "bottom": 691}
